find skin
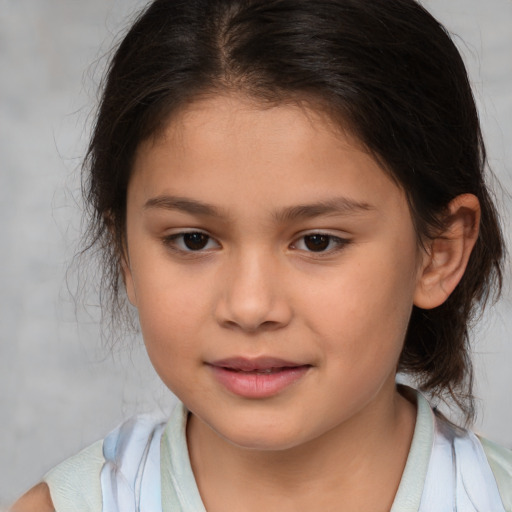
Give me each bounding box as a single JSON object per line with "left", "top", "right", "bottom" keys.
{"left": 13, "top": 94, "right": 479, "bottom": 511}
{"left": 10, "top": 483, "right": 54, "bottom": 512}
{"left": 122, "top": 94, "right": 478, "bottom": 511}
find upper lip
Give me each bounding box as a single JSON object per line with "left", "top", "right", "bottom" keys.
{"left": 208, "top": 357, "right": 308, "bottom": 371}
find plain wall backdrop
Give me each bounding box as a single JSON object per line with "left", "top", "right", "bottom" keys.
{"left": 1, "top": 0, "right": 511, "bottom": 505}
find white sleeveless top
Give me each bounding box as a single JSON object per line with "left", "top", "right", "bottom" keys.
{"left": 44, "top": 389, "right": 512, "bottom": 512}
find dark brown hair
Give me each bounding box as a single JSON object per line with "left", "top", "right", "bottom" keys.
{"left": 82, "top": 0, "right": 504, "bottom": 422}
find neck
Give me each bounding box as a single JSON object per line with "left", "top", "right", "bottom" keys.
{"left": 187, "top": 384, "right": 416, "bottom": 512}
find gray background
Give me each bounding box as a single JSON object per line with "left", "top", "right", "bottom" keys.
{"left": 1, "top": 0, "right": 511, "bottom": 506}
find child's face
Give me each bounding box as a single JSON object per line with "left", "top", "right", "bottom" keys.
{"left": 124, "top": 94, "right": 426, "bottom": 450}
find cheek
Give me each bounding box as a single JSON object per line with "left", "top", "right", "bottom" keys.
{"left": 137, "top": 296, "right": 202, "bottom": 394}
{"left": 129, "top": 259, "right": 210, "bottom": 363}
{"left": 301, "top": 245, "right": 418, "bottom": 361}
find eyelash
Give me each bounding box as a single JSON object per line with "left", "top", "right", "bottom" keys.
{"left": 290, "top": 233, "right": 350, "bottom": 254}
{"left": 162, "top": 231, "right": 350, "bottom": 255}
{"left": 163, "top": 231, "right": 220, "bottom": 253}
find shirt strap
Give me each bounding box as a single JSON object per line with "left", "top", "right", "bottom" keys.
{"left": 419, "top": 415, "right": 507, "bottom": 511}
{"left": 100, "top": 415, "right": 165, "bottom": 512}
{"left": 479, "top": 435, "right": 512, "bottom": 511}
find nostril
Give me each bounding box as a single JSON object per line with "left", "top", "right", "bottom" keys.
{"left": 214, "top": 263, "right": 293, "bottom": 331}
{"left": 221, "top": 318, "right": 280, "bottom": 332}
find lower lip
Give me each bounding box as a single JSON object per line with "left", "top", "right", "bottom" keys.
{"left": 208, "top": 365, "right": 310, "bottom": 398}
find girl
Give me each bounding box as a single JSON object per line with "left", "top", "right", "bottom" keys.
{"left": 13, "top": 0, "right": 511, "bottom": 510}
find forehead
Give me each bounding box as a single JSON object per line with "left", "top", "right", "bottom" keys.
{"left": 129, "top": 94, "right": 406, "bottom": 219}
{"left": 137, "top": 92, "right": 371, "bottom": 161}
{"left": 144, "top": 94, "right": 357, "bottom": 156}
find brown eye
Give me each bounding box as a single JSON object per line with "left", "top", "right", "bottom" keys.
{"left": 183, "top": 232, "right": 210, "bottom": 250}
{"left": 303, "top": 234, "right": 331, "bottom": 252}
{"left": 164, "top": 231, "right": 219, "bottom": 253}
{"left": 292, "top": 233, "right": 349, "bottom": 254}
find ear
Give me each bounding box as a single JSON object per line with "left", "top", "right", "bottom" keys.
{"left": 414, "top": 194, "right": 480, "bottom": 309}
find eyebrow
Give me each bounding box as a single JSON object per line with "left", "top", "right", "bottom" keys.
{"left": 144, "top": 196, "right": 225, "bottom": 217}
{"left": 144, "top": 195, "right": 374, "bottom": 221}
{"left": 273, "top": 197, "right": 374, "bottom": 223}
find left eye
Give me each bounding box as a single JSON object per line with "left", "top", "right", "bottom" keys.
{"left": 164, "top": 232, "right": 220, "bottom": 252}
{"left": 292, "top": 234, "right": 347, "bottom": 253}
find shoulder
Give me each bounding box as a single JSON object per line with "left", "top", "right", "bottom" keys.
{"left": 479, "top": 435, "right": 512, "bottom": 511}
{"left": 10, "top": 441, "right": 104, "bottom": 512}
{"left": 43, "top": 439, "right": 105, "bottom": 512}
{"left": 10, "top": 440, "right": 104, "bottom": 512}
{"left": 10, "top": 414, "right": 172, "bottom": 512}
{"left": 10, "top": 482, "right": 54, "bottom": 512}
{"left": 42, "top": 414, "right": 168, "bottom": 512}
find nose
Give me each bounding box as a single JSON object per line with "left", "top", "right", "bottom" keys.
{"left": 215, "top": 249, "right": 292, "bottom": 333}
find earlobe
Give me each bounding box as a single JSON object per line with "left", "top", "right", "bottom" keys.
{"left": 414, "top": 194, "right": 480, "bottom": 309}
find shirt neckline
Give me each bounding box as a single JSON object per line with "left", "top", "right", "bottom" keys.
{"left": 162, "top": 387, "right": 434, "bottom": 512}
{"left": 390, "top": 387, "right": 434, "bottom": 511}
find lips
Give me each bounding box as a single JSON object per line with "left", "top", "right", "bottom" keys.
{"left": 211, "top": 356, "right": 306, "bottom": 371}
{"left": 207, "top": 357, "right": 311, "bottom": 398}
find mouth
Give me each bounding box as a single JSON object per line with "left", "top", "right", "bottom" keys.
{"left": 225, "top": 367, "right": 294, "bottom": 374}
{"left": 207, "top": 357, "right": 311, "bottom": 398}
{"left": 209, "top": 356, "right": 308, "bottom": 371}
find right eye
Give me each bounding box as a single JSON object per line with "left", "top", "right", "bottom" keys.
{"left": 163, "top": 231, "right": 220, "bottom": 252}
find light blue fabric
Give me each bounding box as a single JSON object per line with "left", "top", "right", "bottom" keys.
{"left": 479, "top": 436, "right": 512, "bottom": 509}
{"left": 419, "top": 415, "right": 506, "bottom": 511}
{"left": 100, "top": 415, "right": 166, "bottom": 512}
{"left": 45, "top": 388, "right": 511, "bottom": 511}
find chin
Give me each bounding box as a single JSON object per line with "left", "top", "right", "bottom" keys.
{"left": 213, "top": 419, "right": 311, "bottom": 452}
